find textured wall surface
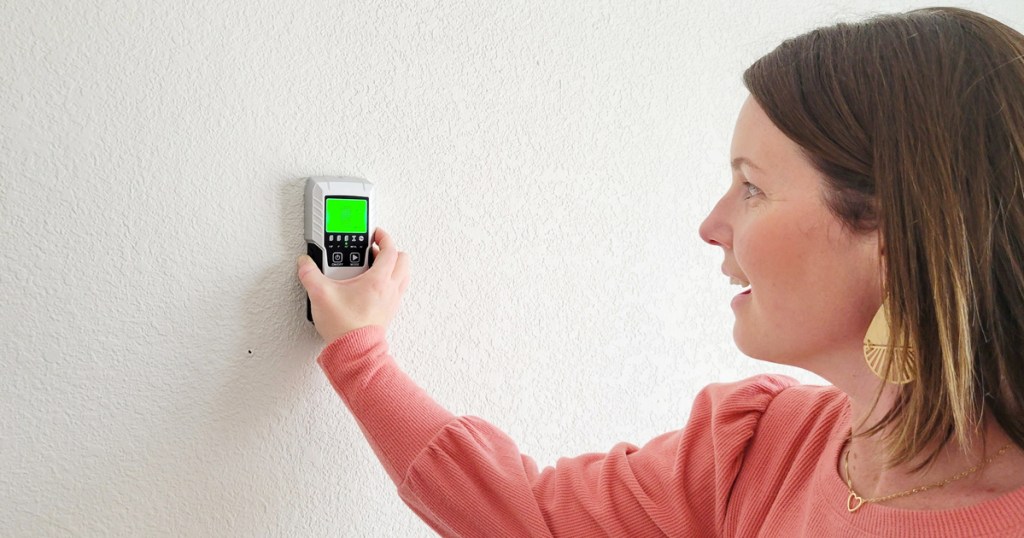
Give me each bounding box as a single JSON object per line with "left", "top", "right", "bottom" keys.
{"left": 3, "top": 1, "right": 1021, "bottom": 536}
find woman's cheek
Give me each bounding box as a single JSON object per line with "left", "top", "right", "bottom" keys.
{"left": 743, "top": 225, "right": 812, "bottom": 310}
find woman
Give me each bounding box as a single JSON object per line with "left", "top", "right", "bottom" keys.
{"left": 297, "top": 7, "right": 1024, "bottom": 536}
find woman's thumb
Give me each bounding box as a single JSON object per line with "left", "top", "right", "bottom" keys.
{"left": 296, "top": 254, "right": 326, "bottom": 293}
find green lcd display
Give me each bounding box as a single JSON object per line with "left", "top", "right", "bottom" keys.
{"left": 324, "top": 198, "right": 367, "bottom": 234}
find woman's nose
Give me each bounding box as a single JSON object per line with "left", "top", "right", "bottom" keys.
{"left": 699, "top": 196, "right": 731, "bottom": 248}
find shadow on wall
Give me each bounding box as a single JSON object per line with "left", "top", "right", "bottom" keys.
{"left": 111, "top": 176, "right": 366, "bottom": 533}
{"left": 81, "top": 174, "right": 404, "bottom": 533}
{"left": 196, "top": 261, "right": 332, "bottom": 531}
{"left": 203, "top": 176, "right": 315, "bottom": 403}
{"left": 189, "top": 176, "right": 339, "bottom": 528}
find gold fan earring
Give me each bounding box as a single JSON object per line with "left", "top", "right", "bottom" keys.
{"left": 863, "top": 302, "right": 916, "bottom": 384}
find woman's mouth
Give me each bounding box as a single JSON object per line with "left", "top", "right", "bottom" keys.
{"left": 732, "top": 284, "right": 752, "bottom": 308}
{"left": 730, "top": 276, "right": 752, "bottom": 295}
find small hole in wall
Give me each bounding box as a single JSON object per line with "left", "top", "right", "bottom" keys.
{"left": 248, "top": 350, "right": 252, "bottom": 354}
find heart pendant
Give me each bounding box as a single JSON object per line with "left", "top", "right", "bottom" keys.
{"left": 847, "top": 491, "right": 865, "bottom": 512}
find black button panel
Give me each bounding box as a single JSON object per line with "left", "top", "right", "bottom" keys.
{"left": 325, "top": 233, "right": 368, "bottom": 267}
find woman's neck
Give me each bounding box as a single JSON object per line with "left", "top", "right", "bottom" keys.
{"left": 809, "top": 348, "right": 1024, "bottom": 510}
{"left": 837, "top": 372, "right": 1022, "bottom": 509}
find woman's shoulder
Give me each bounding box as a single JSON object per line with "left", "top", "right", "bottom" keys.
{"left": 699, "top": 375, "right": 850, "bottom": 485}
{"left": 717, "top": 374, "right": 850, "bottom": 455}
{"left": 678, "top": 374, "right": 840, "bottom": 449}
{"left": 692, "top": 374, "right": 848, "bottom": 438}
{"left": 761, "top": 376, "right": 848, "bottom": 421}
{"left": 698, "top": 374, "right": 844, "bottom": 411}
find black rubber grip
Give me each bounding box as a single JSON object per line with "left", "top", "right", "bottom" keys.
{"left": 307, "top": 243, "right": 323, "bottom": 323}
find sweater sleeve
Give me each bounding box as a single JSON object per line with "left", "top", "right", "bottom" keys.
{"left": 317, "top": 325, "right": 799, "bottom": 537}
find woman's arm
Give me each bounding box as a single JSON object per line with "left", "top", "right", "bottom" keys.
{"left": 318, "top": 325, "right": 794, "bottom": 537}
{"left": 316, "top": 325, "right": 456, "bottom": 486}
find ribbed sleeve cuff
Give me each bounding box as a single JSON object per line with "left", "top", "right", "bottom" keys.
{"left": 316, "top": 325, "right": 457, "bottom": 485}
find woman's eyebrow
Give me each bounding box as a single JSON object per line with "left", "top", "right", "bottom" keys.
{"left": 731, "top": 157, "right": 763, "bottom": 172}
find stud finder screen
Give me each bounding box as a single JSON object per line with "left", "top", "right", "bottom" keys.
{"left": 324, "top": 198, "right": 367, "bottom": 233}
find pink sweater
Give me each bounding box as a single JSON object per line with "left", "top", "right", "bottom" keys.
{"left": 318, "top": 325, "right": 1024, "bottom": 537}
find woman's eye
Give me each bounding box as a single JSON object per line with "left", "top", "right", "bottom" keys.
{"left": 742, "top": 181, "right": 763, "bottom": 199}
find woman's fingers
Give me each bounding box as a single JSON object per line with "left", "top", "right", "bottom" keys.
{"left": 371, "top": 243, "right": 381, "bottom": 261}
{"left": 394, "top": 251, "right": 410, "bottom": 290}
{"left": 371, "top": 228, "right": 399, "bottom": 277}
{"left": 296, "top": 254, "right": 327, "bottom": 294}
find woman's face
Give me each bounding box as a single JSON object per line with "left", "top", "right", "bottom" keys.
{"left": 699, "top": 96, "right": 883, "bottom": 373}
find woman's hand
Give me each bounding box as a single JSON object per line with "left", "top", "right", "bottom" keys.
{"left": 297, "top": 228, "right": 410, "bottom": 343}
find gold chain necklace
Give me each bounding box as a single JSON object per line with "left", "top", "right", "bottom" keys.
{"left": 843, "top": 432, "right": 1014, "bottom": 512}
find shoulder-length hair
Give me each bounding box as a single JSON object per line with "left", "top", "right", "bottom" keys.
{"left": 743, "top": 6, "right": 1024, "bottom": 470}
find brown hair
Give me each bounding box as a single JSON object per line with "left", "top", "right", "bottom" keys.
{"left": 743, "top": 7, "right": 1024, "bottom": 470}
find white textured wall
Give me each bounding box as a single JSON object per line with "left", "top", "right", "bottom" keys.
{"left": 3, "top": 1, "right": 1021, "bottom": 536}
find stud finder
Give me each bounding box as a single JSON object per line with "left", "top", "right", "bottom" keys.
{"left": 303, "top": 176, "right": 376, "bottom": 323}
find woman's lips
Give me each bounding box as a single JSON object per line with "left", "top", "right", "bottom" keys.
{"left": 731, "top": 287, "right": 751, "bottom": 308}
